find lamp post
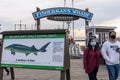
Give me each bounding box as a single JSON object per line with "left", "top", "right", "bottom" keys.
{"left": 72, "top": 0, "right": 75, "bottom": 39}
{"left": 0, "top": 24, "right": 1, "bottom": 30}
{"left": 66, "top": 21, "right": 71, "bottom": 31}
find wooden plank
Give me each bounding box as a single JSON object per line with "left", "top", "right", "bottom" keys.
{"left": 60, "top": 70, "right": 65, "bottom": 80}
{"left": 0, "top": 67, "right": 3, "bottom": 80}
{"left": 10, "top": 67, "right": 15, "bottom": 80}
{"left": 66, "top": 69, "right": 70, "bottom": 80}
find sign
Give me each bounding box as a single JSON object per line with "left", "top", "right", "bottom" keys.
{"left": 1, "top": 33, "right": 65, "bottom": 70}
{"left": 32, "top": 7, "right": 93, "bottom": 20}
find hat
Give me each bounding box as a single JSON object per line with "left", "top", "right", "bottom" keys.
{"left": 90, "top": 34, "right": 96, "bottom": 39}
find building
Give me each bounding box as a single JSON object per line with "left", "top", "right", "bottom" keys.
{"left": 86, "top": 26, "right": 116, "bottom": 45}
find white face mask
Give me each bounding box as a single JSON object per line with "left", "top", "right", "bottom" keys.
{"left": 90, "top": 42, "right": 96, "bottom": 46}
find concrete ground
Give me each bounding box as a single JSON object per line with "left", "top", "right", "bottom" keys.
{"left": 3, "top": 58, "right": 120, "bottom": 80}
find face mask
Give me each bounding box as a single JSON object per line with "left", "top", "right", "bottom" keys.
{"left": 90, "top": 42, "right": 96, "bottom": 47}
{"left": 110, "top": 35, "right": 116, "bottom": 39}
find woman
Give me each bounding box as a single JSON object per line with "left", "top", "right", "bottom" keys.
{"left": 83, "top": 36, "right": 101, "bottom": 80}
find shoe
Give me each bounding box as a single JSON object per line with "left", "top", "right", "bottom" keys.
{"left": 7, "top": 71, "right": 9, "bottom": 75}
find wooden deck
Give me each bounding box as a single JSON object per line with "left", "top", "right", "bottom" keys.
{"left": 3, "top": 58, "right": 120, "bottom": 80}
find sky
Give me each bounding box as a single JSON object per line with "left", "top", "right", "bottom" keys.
{"left": 0, "top": 0, "right": 120, "bottom": 37}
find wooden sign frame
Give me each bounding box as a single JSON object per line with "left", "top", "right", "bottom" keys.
{"left": 0, "top": 29, "right": 70, "bottom": 80}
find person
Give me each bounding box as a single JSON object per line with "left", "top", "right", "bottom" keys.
{"left": 101, "top": 30, "right": 120, "bottom": 80}
{"left": 4, "top": 67, "right": 9, "bottom": 75}
{"left": 83, "top": 36, "right": 101, "bottom": 80}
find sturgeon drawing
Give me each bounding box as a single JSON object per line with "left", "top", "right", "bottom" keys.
{"left": 5, "top": 42, "right": 51, "bottom": 56}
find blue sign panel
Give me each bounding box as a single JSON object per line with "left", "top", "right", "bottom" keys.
{"left": 32, "top": 7, "right": 93, "bottom": 20}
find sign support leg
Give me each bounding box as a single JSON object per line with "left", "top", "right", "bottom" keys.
{"left": 10, "top": 67, "right": 15, "bottom": 80}
{"left": 66, "top": 69, "right": 70, "bottom": 80}
{"left": 0, "top": 67, "right": 3, "bottom": 80}
{"left": 60, "top": 69, "right": 70, "bottom": 80}
{"left": 60, "top": 70, "right": 65, "bottom": 80}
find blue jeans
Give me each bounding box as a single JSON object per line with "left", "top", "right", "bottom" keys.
{"left": 106, "top": 64, "right": 119, "bottom": 80}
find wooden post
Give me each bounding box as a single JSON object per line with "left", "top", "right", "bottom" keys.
{"left": 85, "top": 8, "right": 89, "bottom": 46}
{"left": 0, "top": 45, "right": 3, "bottom": 80}
{"left": 66, "top": 69, "right": 70, "bottom": 80}
{"left": 60, "top": 69, "right": 70, "bottom": 80}
{"left": 0, "top": 68, "right": 3, "bottom": 80}
{"left": 36, "top": 7, "right": 40, "bottom": 30}
{"left": 10, "top": 67, "right": 15, "bottom": 80}
{"left": 60, "top": 70, "right": 65, "bottom": 80}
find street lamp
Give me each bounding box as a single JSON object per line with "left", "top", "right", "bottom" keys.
{"left": 66, "top": 21, "right": 71, "bottom": 30}
{"left": 0, "top": 24, "right": 1, "bottom": 30}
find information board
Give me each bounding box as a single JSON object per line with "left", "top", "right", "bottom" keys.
{"left": 1, "top": 33, "right": 65, "bottom": 70}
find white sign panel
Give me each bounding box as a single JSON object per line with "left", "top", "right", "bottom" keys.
{"left": 1, "top": 34, "right": 65, "bottom": 70}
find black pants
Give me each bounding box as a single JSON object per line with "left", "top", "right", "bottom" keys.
{"left": 88, "top": 67, "right": 98, "bottom": 80}
{"left": 4, "top": 67, "right": 9, "bottom": 75}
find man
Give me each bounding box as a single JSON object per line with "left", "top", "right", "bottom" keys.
{"left": 101, "top": 30, "right": 120, "bottom": 80}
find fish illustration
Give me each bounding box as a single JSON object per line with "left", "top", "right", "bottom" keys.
{"left": 5, "top": 42, "right": 51, "bottom": 56}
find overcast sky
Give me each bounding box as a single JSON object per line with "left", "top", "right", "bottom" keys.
{"left": 0, "top": 0, "right": 120, "bottom": 37}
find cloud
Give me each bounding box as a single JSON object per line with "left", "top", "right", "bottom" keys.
{"left": 75, "top": 0, "right": 120, "bottom": 24}
{"left": 0, "top": 0, "right": 120, "bottom": 34}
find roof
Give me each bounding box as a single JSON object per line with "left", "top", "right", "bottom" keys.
{"left": 86, "top": 26, "right": 116, "bottom": 30}
{"left": 86, "top": 26, "right": 117, "bottom": 33}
